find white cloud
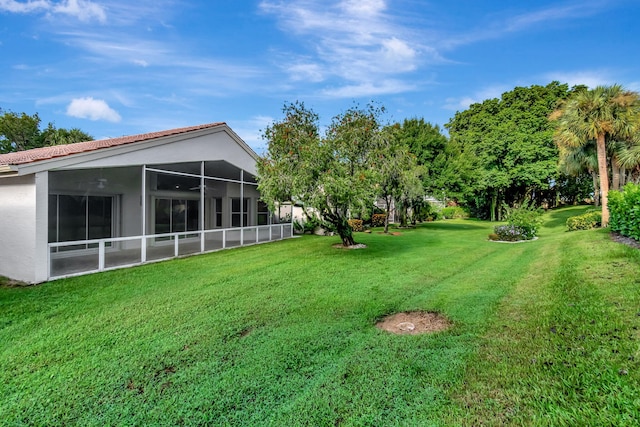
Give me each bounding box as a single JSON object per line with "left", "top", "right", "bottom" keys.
{"left": 260, "top": 0, "right": 425, "bottom": 97}
{"left": 287, "top": 62, "right": 325, "bottom": 82}
{"left": 443, "top": 84, "right": 510, "bottom": 111}
{"left": 0, "top": 0, "right": 106, "bottom": 22}
{"left": 543, "top": 70, "right": 613, "bottom": 89}
{"left": 52, "top": 0, "right": 106, "bottom": 22}
{"left": 132, "top": 59, "right": 149, "bottom": 67}
{"left": 322, "top": 79, "right": 416, "bottom": 98}
{"left": 442, "top": 2, "right": 609, "bottom": 50}
{"left": 229, "top": 115, "right": 275, "bottom": 154}
{"left": 0, "top": 0, "right": 49, "bottom": 13}
{"left": 66, "top": 97, "right": 121, "bottom": 122}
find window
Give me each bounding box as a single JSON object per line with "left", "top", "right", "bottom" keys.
{"left": 231, "top": 198, "right": 249, "bottom": 227}
{"left": 214, "top": 198, "right": 223, "bottom": 228}
{"left": 49, "top": 195, "right": 114, "bottom": 248}
{"left": 154, "top": 198, "right": 200, "bottom": 235}
{"left": 257, "top": 200, "right": 269, "bottom": 225}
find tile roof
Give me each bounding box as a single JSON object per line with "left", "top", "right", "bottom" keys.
{"left": 0, "top": 122, "right": 225, "bottom": 167}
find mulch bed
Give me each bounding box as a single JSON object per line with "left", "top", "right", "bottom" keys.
{"left": 610, "top": 232, "right": 640, "bottom": 249}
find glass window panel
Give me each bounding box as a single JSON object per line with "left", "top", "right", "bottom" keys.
{"left": 48, "top": 195, "right": 58, "bottom": 243}
{"left": 214, "top": 198, "right": 222, "bottom": 228}
{"left": 58, "top": 195, "right": 86, "bottom": 242}
{"left": 187, "top": 200, "right": 199, "bottom": 231}
{"left": 172, "top": 199, "right": 187, "bottom": 232}
{"left": 155, "top": 199, "right": 171, "bottom": 234}
{"left": 88, "top": 196, "right": 112, "bottom": 240}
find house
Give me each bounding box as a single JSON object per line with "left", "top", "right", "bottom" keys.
{"left": 0, "top": 123, "right": 292, "bottom": 284}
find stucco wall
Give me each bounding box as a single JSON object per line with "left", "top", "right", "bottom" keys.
{"left": 0, "top": 175, "right": 38, "bottom": 283}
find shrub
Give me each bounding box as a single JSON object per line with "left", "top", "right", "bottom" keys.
{"left": 609, "top": 183, "right": 640, "bottom": 240}
{"left": 566, "top": 211, "right": 602, "bottom": 231}
{"left": 371, "top": 214, "right": 387, "bottom": 227}
{"left": 503, "top": 201, "right": 543, "bottom": 240}
{"left": 441, "top": 206, "right": 468, "bottom": 219}
{"left": 494, "top": 225, "right": 529, "bottom": 241}
{"left": 293, "top": 216, "right": 323, "bottom": 234}
{"left": 348, "top": 219, "right": 363, "bottom": 232}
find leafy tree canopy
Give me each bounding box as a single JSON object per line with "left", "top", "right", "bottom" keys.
{"left": 551, "top": 84, "right": 640, "bottom": 226}
{"left": 258, "top": 102, "right": 386, "bottom": 246}
{"left": 446, "top": 82, "right": 577, "bottom": 220}
{"left": 394, "top": 117, "right": 474, "bottom": 203}
{"left": 377, "top": 124, "right": 423, "bottom": 232}
{"left": 0, "top": 109, "right": 93, "bottom": 154}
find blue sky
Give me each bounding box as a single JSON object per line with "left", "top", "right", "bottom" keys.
{"left": 1, "top": 0, "right": 639, "bottom": 153}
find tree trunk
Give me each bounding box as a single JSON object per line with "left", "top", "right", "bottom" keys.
{"left": 596, "top": 133, "right": 610, "bottom": 226}
{"left": 384, "top": 195, "right": 392, "bottom": 234}
{"left": 399, "top": 201, "right": 408, "bottom": 227}
{"left": 591, "top": 171, "right": 600, "bottom": 206}
{"left": 612, "top": 157, "right": 621, "bottom": 191}
{"left": 335, "top": 216, "right": 356, "bottom": 246}
{"left": 490, "top": 192, "right": 497, "bottom": 222}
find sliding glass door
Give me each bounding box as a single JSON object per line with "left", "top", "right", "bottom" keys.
{"left": 49, "top": 194, "right": 114, "bottom": 249}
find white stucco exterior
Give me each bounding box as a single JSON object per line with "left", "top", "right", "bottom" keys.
{"left": 0, "top": 123, "right": 291, "bottom": 284}
{"left": 0, "top": 175, "right": 38, "bottom": 282}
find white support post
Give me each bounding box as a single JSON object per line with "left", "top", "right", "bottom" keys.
{"left": 174, "top": 235, "right": 179, "bottom": 257}
{"left": 200, "top": 161, "right": 205, "bottom": 253}
{"left": 141, "top": 165, "right": 147, "bottom": 263}
{"left": 256, "top": 227, "right": 259, "bottom": 243}
{"left": 98, "top": 241, "right": 105, "bottom": 271}
{"left": 240, "top": 170, "right": 244, "bottom": 246}
{"left": 222, "top": 229, "right": 226, "bottom": 249}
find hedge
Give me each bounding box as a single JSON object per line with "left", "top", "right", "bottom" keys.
{"left": 609, "top": 183, "right": 640, "bottom": 241}
{"left": 566, "top": 210, "right": 602, "bottom": 231}
{"left": 347, "top": 219, "right": 363, "bottom": 232}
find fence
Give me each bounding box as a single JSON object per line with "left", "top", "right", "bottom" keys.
{"left": 48, "top": 223, "right": 294, "bottom": 280}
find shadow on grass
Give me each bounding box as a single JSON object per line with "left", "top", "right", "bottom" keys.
{"left": 418, "top": 220, "right": 488, "bottom": 231}
{"left": 543, "top": 205, "right": 593, "bottom": 230}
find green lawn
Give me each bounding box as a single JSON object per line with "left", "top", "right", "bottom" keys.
{"left": 2, "top": 206, "right": 639, "bottom": 426}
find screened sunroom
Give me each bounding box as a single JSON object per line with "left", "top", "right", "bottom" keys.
{"left": 0, "top": 123, "right": 292, "bottom": 284}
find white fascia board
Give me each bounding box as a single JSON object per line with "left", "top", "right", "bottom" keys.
{"left": 11, "top": 125, "right": 259, "bottom": 176}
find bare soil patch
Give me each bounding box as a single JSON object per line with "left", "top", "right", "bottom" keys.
{"left": 0, "top": 277, "right": 30, "bottom": 288}
{"left": 376, "top": 311, "right": 452, "bottom": 335}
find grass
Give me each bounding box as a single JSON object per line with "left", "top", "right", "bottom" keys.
{"left": 1, "top": 206, "right": 639, "bottom": 425}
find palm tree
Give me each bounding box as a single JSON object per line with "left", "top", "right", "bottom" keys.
{"left": 558, "top": 143, "right": 600, "bottom": 205}
{"left": 551, "top": 85, "right": 640, "bottom": 226}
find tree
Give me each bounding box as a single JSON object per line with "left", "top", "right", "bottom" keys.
{"left": 393, "top": 118, "right": 470, "bottom": 203}
{"left": 377, "top": 125, "right": 423, "bottom": 232}
{"left": 258, "top": 102, "right": 385, "bottom": 246}
{"left": 551, "top": 85, "right": 640, "bottom": 226}
{"left": 558, "top": 143, "right": 599, "bottom": 205}
{"left": 446, "top": 82, "right": 574, "bottom": 220}
{"left": 0, "top": 110, "right": 41, "bottom": 153}
{"left": 40, "top": 124, "right": 93, "bottom": 146}
{"left": 0, "top": 109, "right": 93, "bottom": 153}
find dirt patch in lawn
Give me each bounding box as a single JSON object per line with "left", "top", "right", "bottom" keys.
{"left": 376, "top": 311, "right": 452, "bottom": 335}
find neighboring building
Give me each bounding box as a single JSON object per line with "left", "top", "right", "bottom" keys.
{"left": 0, "top": 123, "right": 292, "bottom": 283}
